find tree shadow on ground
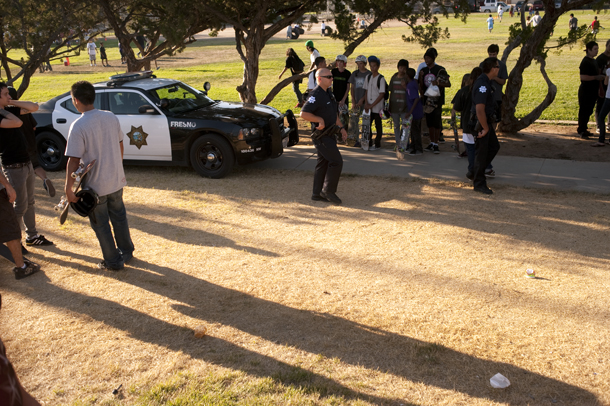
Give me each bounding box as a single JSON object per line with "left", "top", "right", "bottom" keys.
{"left": 4, "top": 258, "right": 599, "bottom": 405}
{"left": 125, "top": 166, "right": 610, "bottom": 262}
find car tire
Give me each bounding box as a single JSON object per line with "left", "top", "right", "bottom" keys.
{"left": 190, "top": 134, "right": 235, "bottom": 179}
{"left": 37, "top": 131, "right": 67, "bottom": 171}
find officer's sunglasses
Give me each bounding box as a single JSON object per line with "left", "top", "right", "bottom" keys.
{"left": 319, "top": 75, "right": 333, "bottom": 79}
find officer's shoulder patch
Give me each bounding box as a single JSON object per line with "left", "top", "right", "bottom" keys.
{"left": 308, "top": 96, "right": 316, "bottom": 104}
{"left": 478, "top": 86, "right": 487, "bottom": 93}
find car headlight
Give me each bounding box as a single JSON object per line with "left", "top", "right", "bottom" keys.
{"left": 238, "top": 128, "right": 261, "bottom": 140}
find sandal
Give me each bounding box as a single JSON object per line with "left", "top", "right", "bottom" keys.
{"left": 591, "top": 142, "right": 606, "bottom": 147}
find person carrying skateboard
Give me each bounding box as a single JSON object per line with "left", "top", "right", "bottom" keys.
{"left": 331, "top": 55, "right": 351, "bottom": 138}
{"left": 301, "top": 68, "right": 348, "bottom": 205}
{"left": 0, "top": 82, "right": 53, "bottom": 250}
{"left": 348, "top": 55, "right": 370, "bottom": 147}
{"left": 64, "top": 81, "right": 134, "bottom": 270}
{"left": 362, "top": 55, "right": 386, "bottom": 150}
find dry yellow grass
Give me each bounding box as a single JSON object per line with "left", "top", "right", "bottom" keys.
{"left": 1, "top": 166, "right": 609, "bottom": 405}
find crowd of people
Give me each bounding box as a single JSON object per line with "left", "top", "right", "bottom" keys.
{"left": 289, "top": 41, "right": 509, "bottom": 201}
{"left": 578, "top": 38, "right": 610, "bottom": 146}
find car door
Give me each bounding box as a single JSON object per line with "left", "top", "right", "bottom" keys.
{"left": 105, "top": 90, "right": 172, "bottom": 161}
{"left": 51, "top": 94, "right": 104, "bottom": 140}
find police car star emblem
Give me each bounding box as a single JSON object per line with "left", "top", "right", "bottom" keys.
{"left": 127, "top": 125, "right": 149, "bottom": 149}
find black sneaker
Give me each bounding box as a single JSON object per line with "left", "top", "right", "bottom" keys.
{"left": 25, "top": 235, "right": 53, "bottom": 246}
{"left": 97, "top": 261, "right": 124, "bottom": 271}
{"left": 485, "top": 169, "right": 496, "bottom": 178}
{"left": 43, "top": 179, "right": 56, "bottom": 197}
{"left": 320, "top": 191, "right": 342, "bottom": 205}
{"left": 409, "top": 150, "right": 423, "bottom": 155}
{"left": 424, "top": 143, "right": 434, "bottom": 152}
{"left": 13, "top": 260, "right": 41, "bottom": 280}
{"left": 433, "top": 145, "right": 440, "bottom": 154}
{"left": 311, "top": 194, "right": 327, "bottom": 202}
{"left": 579, "top": 131, "right": 592, "bottom": 139}
{"left": 474, "top": 186, "right": 493, "bottom": 195}
{"left": 466, "top": 172, "right": 474, "bottom": 180}
{"left": 438, "top": 136, "right": 446, "bottom": 144}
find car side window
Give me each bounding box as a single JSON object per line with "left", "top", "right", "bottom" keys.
{"left": 108, "top": 92, "right": 150, "bottom": 115}
{"left": 61, "top": 95, "right": 102, "bottom": 114}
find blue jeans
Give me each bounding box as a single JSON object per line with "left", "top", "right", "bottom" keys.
{"left": 89, "top": 188, "right": 134, "bottom": 267}
{"left": 2, "top": 162, "right": 37, "bottom": 238}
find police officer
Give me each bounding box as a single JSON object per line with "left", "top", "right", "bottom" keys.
{"left": 300, "top": 68, "right": 348, "bottom": 205}
{"left": 471, "top": 57, "right": 501, "bottom": 195}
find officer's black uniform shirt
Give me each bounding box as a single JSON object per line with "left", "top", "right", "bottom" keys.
{"left": 301, "top": 86, "right": 338, "bottom": 129}
{"left": 471, "top": 74, "right": 495, "bottom": 118}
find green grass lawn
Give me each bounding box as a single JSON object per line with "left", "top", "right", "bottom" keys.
{"left": 7, "top": 10, "right": 609, "bottom": 121}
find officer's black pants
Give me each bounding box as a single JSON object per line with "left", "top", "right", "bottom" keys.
{"left": 473, "top": 125, "right": 500, "bottom": 190}
{"left": 313, "top": 136, "right": 343, "bottom": 195}
{"left": 578, "top": 85, "right": 597, "bottom": 134}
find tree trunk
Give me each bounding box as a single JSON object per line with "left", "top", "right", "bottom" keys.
{"left": 499, "top": 11, "right": 560, "bottom": 133}
{"left": 235, "top": 28, "right": 261, "bottom": 104}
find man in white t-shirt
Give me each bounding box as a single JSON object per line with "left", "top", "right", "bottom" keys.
{"left": 65, "top": 81, "right": 134, "bottom": 271}
{"left": 362, "top": 55, "right": 386, "bottom": 150}
{"left": 321, "top": 21, "right": 326, "bottom": 36}
{"left": 531, "top": 11, "right": 542, "bottom": 27}
{"left": 86, "top": 39, "right": 97, "bottom": 67}
{"left": 497, "top": 4, "right": 504, "bottom": 22}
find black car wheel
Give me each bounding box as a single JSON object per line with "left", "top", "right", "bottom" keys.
{"left": 190, "top": 134, "right": 235, "bottom": 179}
{"left": 37, "top": 131, "right": 67, "bottom": 171}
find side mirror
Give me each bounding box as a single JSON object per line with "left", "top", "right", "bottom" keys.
{"left": 158, "top": 98, "right": 169, "bottom": 109}
{"left": 203, "top": 82, "right": 211, "bottom": 92}
{"left": 138, "top": 104, "right": 157, "bottom": 114}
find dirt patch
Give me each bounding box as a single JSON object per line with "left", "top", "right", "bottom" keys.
{"left": 1, "top": 168, "right": 609, "bottom": 405}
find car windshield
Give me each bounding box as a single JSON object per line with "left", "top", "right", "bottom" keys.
{"left": 149, "top": 83, "right": 215, "bottom": 114}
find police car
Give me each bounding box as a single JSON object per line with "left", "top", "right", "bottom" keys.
{"left": 33, "top": 71, "right": 298, "bottom": 178}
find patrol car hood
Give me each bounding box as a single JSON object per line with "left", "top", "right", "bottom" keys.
{"left": 179, "top": 101, "right": 282, "bottom": 122}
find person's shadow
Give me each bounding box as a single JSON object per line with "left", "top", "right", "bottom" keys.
{"left": 7, "top": 256, "right": 597, "bottom": 405}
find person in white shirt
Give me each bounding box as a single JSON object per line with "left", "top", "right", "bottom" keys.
{"left": 362, "top": 55, "right": 386, "bottom": 150}
{"left": 305, "top": 40, "right": 320, "bottom": 70}
{"left": 321, "top": 21, "right": 326, "bottom": 36}
{"left": 86, "top": 39, "right": 97, "bottom": 67}
{"left": 531, "top": 11, "right": 542, "bottom": 27}
{"left": 497, "top": 4, "right": 504, "bottom": 22}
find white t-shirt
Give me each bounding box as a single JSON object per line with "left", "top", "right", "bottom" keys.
{"left": 498, "top": 5, "right": 504, "bottom": 14}
{"left": 414, "top": 61, "right": 427, "bottom": 80}
{"left": 308, "top": 71, "right": 317, "bottom": 90}
{"left": 462, "top": 133, "right": 475, "bottom": 144}
{"left": 531, "top": 15, "right": 541, "bottom": 26}
{"left": 321, "top": 22, "right": 326, "bottom": 30}
{"left": 87, "top": 42, "right": 96, "bottom": 55}
{"left": 309, "top": 49, "right": 320, "bottom": 67}
{"left": 65, "top": 109, "right": 126, "bottom": 197}
{"left": 364, "top": 73, "right": 386, "bottom": 113}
